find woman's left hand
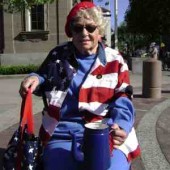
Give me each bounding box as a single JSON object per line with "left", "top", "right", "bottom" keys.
{"left": 110, "top": 124, "right": 127, "bottom": 149}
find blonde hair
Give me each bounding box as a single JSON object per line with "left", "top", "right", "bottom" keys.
{"left": 72, "top": 6, "right": 108, "bottom": 36}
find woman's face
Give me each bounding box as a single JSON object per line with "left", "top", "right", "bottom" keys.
{"left": 71, "top": 18, "right": 101, "bottom": 55}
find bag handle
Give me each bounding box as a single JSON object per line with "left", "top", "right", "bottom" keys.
{"left": 15, "top": 89, "right": 35, "bottom": 170}
{"left": 20, "top": 88, "right": 34, "bottom": 135}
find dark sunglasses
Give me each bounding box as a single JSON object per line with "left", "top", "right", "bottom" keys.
{"left": 71, "top": 24, "right": 97, "bottom": 33}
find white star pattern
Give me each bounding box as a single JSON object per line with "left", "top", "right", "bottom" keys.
{"left": 29, "top": 148, "right": 34, "bottom": 153}
{"left": 29, "top": 164, "right": 33, "bottom": 170}
{"left": 56, "top": 59, "right": 60, "bottom": 63}
{"left": 52, "top": 51, "right": 57, "bottom": 56}
{"left": 14, "top": 136, "right": 18, "bottom": 141}
{"left": 59, "top": 67, "right": 64, "bottom": 73}
{"left": 4, "top": 128, "right": 41, "bottom": 170}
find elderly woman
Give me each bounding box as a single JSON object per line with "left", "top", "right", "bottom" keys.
{"left": 20, "top": 2, "right": 140, "bottom": 170}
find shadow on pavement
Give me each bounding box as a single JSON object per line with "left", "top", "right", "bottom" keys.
{"left": 162, "top": 90, "right": 170, "bottom": 93}
{"left": 133, "top": 94, "right": 143, "bottom": 98}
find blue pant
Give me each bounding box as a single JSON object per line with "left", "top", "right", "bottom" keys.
{"left": 42, "top": 121, "right": 131, "bottom": 170}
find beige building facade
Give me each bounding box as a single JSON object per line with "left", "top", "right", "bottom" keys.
{"left": 0, "top": 0, "right": 112, "bottom": 66}
{"left": 0, "top": 0, "right": 75, "bottom": 65}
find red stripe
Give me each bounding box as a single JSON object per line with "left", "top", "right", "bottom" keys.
{"left": 79, "top": 87, "right": 114, "bottom": 103}
{"left": 47, "top": 105, "right": 60, "bottom": 120}
{"left": 39, "top": 125, "right": 51, "bottom": 146}
{"left": 127, "top": 145, "right": 141, "bottom": 162}
{"left": 117, "top": 70, "right": 130, "bottom": 88}
{"left": 109, "top": 134, "right": 114, "bottom": 156}
{"left": 91, "top": 60, "right": 120, "bottom": 75}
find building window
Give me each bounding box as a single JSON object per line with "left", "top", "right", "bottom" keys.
{"left": 22, "top": 5, "right": 45, "bottom": 31}
{"left": 19, "top": 4, "right": 49, "bottom": 41}
{"left": 31, "top": 5, "right": 44, "bottom": 30}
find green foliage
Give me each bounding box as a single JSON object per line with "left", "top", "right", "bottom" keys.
{"left": 125, "top": 0, "right": 170, "bottom": 38}
{"left": 0, "top": 65, "right": 39, "bottom": 75}
{"left": 116, "top": 22, "right": 151, "bottom": 56}
{"left": 2, "top": 0, "right": 55, "bottom": 13}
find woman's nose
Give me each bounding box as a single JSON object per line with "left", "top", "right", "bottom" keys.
{"left": 82, "top": 27, "right": 89, "bottom": 36}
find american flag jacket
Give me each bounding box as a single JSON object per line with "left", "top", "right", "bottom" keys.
{"left": 37, "top": 41, "right": 141, "bottom": 161}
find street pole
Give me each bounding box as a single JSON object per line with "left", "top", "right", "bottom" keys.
{"left": 107, "top": 0, "right": 111, "bottom": 47}
{"left": 114, "top": 0, "right": 118, "bottom": 50}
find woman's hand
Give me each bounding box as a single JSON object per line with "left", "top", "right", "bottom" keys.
{"left": 110, "top": 124, "right": 127, "bottom": 149}
{"left": 19, "top": 76, "right": 40, "bottom": 97}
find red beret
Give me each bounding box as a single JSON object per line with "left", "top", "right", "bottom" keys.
{"left": 65, "top": 1, "right": 96, "bottom": 37}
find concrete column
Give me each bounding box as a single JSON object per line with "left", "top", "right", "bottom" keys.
{"left": 25, "top": 9, "right": 31, "bottom": 31}
{"left": 142, "top": 58, "right": 162, "bottom": 98}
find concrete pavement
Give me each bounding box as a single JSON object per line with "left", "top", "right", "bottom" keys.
{"left": 131, "top": 71, "right": 170, "bottom": 170}
{"left": 0, "top": 72, "right": 170, "bottom": 170}
{"left": 0, "top": 76, "right": 44, "bottom": 133}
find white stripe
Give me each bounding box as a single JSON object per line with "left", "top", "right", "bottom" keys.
{"left": 45, "top": 90, "right": 67, "bottom": 107}
{"left": 79, "top": 102, "right": 108, "bottom": 116}
{"left": 120, "top": 62, "right": 129, "bottom": 72}
{"left": 118, "top": 128, "right": 139, "bottom": 156}
{"left": 91, "top": 51, "right": 122, "bottom": 72}
{"left": 91, "top": 57, "right": 103, "bottom": 70}
{"left": 105, "top": 48, "right": 129, "bottom": 72}
{"left": 115, "top": 82, "right": 129, "bottom": 93}
{"left": 105, "top": 48, "right": 122, "bottom": 63}
{"left": 82, "top": 73, "right": 118, "bottom": 89}
{"left": 42, "top": 110, "right": 59, "bottom": 135}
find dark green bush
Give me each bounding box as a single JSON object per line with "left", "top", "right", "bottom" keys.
{"left": 0, "top": 65, "right": 39, "bottom": 75}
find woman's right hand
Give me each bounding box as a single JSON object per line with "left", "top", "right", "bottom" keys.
{"left": 19, "top": 75, "right": 40, "bottom": 97}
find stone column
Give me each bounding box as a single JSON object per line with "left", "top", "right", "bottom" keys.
{"left": 142, "top": 58, "right": 162, "bottom": 98}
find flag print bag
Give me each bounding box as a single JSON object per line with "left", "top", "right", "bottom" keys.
{"left": 3, "top": 89, "right": 42, "bottom": 170}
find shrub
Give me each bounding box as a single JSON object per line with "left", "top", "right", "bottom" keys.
{"left": 0, "top": 65, "right": 39, "bottom": 75}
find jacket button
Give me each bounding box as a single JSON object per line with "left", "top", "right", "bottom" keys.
{"left": 96, "top": 74, "right": 102, "bottom": 79}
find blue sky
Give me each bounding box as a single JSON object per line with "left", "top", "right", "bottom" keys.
{"left": 93, "top": 0, "right": 129, "bottom": 28}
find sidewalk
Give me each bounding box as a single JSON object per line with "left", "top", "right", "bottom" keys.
{"left": 131, "top": 71, "right": 170, "bottom": 170}
{"left": 0, "top": 72, "right": 170, "bottom": 170}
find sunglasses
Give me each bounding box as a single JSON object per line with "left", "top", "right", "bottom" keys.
{"left": 71, "top": 24, "right": 98, "bottom": 33}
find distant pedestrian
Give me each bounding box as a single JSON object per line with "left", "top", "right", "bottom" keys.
{"left": 149, "top": 42, "right": 159, "bottom": 59}
{"left": 159, "top": 42, "right": 166, "bottom": 61}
